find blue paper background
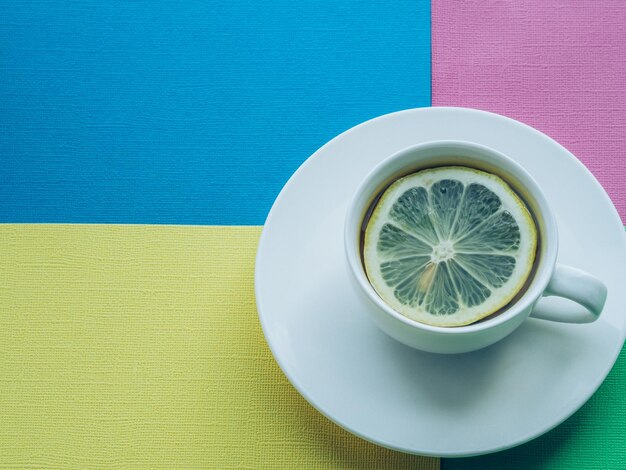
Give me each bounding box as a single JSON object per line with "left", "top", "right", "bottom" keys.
{"left": 0, "top": 1, "right": 431, "bottom": 225}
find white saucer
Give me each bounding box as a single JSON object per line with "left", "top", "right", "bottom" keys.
{"left": 255, "top": 107, "right": 626, "bottom": 457}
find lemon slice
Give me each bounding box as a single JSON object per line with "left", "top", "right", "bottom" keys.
{"left": 363, "top": 166, "right": 537, "bottom": 327}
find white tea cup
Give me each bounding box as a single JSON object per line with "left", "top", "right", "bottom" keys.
{"left": 344, "top": 140, "right": 607, "bottom": 354}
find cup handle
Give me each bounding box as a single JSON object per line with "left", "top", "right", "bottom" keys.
{"left": 530, "top": 264, "right": 607, "bottom": 324}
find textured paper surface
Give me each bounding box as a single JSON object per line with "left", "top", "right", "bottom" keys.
{"left": 432, "top": 0, "right": 626, "bottom": 222}
{"left": 0, "top": 0, "right": 430, "bottom": 225}
{"left": 0, "top": 225, "right": 437, "bottom": 469}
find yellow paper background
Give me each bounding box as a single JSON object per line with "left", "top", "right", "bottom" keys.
{"left": 0, "top": 225, "right": 437, "bottom": 469}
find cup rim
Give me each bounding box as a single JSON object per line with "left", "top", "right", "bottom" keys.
{"left": 344, "top": 139, "right": 558, "bottom": 335}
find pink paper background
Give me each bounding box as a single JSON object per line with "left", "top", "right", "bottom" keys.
{"left": 432, "top": 0, "right": 626, "bottom": 222}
